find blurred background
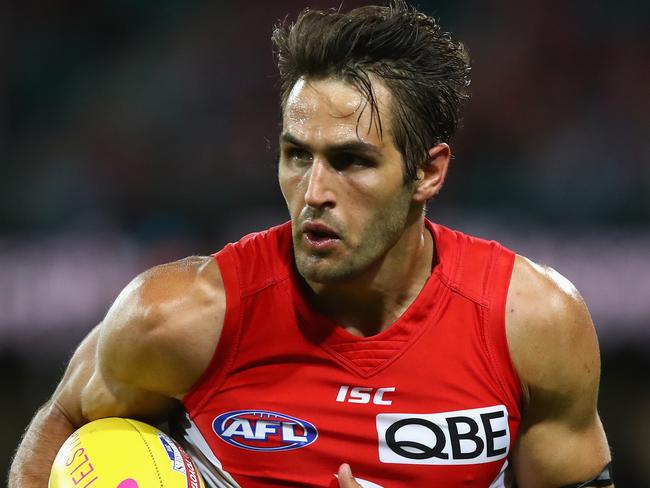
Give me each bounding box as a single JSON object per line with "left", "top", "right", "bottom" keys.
{"left": 2, "top": 0, "right": 648, "bottom": 483}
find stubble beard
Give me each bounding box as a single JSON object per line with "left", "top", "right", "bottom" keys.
{"left": 293, "top": 189, "right": 414, "bottom": 284}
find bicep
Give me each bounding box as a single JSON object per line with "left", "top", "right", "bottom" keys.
{"left": 52, "top": 322, "right": 176, "bottom": 428}
{"left": 52, "top": 256, "right": 223, "bottom": 427}
{"left": 508, "top": 257, "right": 612, "bottom": 487}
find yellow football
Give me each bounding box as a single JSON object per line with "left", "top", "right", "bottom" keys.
{"left": 49, "top": 417, "right": 204, "bottom": 488}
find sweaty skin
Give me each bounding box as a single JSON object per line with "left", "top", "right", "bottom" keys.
{"left": 8, "top": 77, "right": 612, "bottom": 487}
{"left": 278, "top": 77, "right": 447, "bottom": 335}
{"left": 8, "top": 257, "right": 225, "bottom": 487}
{"left": 507, "top": 256, "right": 612, "bottom": 487}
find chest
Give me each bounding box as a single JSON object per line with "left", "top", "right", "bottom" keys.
{"left": 182, "top": 289, "right": 519, "bottom": 487}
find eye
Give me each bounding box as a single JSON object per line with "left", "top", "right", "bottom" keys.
{"left": 330, "top": 153, "right": 374, "bottom": 171}
{"left": 284, "top": 147, "right": 313, "bottom": 164}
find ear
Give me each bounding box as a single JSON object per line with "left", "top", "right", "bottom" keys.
{"left": 412, "top": 143, "right": 451, "bottom": 204}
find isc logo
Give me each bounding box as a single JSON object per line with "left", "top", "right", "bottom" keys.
{"left": 376, "top": 405, "right": 510, "bottom": 465}
{"left": 213, "top": 410, "right": 318, "bottom": 452}
{"left": 336, "top": 385, "right": 395, "bottom": 405}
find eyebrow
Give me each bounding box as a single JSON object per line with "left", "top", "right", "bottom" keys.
{"left": 280, "top": 132, "right": 382, "bottom": 157}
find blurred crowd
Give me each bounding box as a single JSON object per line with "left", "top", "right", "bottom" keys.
{"left": 1, "top": 0, "right": 649, "bottom": 484}
{"left": 3, "top": 0, "right": 648, "bottom": 237}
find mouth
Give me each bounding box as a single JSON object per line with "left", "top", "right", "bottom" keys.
{"left": 301, "top": 221, "right": 341, "bottom": 250}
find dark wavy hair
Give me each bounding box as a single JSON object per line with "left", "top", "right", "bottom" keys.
{"left": 272, "top": 0, "right": 471, "bottom": 181}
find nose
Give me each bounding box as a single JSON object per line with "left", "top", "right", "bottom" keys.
{"left": 304, "top": 158, "right": 335, "bottom": 209}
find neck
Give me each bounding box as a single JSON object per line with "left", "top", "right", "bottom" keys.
{"left": 304, "top": 217, "right": 435, "bottom": 337}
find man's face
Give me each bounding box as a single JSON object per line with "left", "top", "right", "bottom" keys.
{"left": 278, "top": 77, "right": 417, "bottom": 284}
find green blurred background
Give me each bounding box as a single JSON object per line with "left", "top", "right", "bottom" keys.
{"left": 2, "top": 0, "right": 649, "bottom": 484}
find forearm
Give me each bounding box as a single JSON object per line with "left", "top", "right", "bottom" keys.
{"left": 9, "top": 399, "right": 77, "bottom": 488}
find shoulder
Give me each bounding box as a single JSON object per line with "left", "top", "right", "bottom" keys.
{"left": 506, "top": 255, "right": 600, "bottom": 412}
{"left": 219, "top": 222, "right": 294, "bottom": 292}
{"left": 97, "top": 255, "right": 226, "bottom": 400}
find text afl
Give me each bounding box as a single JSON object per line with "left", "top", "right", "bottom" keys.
{"left": 213, "top": 410, "right": 318, "bottom": 451}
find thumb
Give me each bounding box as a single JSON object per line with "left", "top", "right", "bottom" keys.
{"left": 337, "top": 463, "right": 363, "bottom": 488}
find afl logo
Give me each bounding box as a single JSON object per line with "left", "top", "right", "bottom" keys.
{"left": 213, "top": 410, "right": 318, "bottom": 451}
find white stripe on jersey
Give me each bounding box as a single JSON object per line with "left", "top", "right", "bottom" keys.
{"left": 488, "top": 460, "right": 509, "bottom": 488}
{"left": 172, "top": 412, "right": 242, "bottom": 488}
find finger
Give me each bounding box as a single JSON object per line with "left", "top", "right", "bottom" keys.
{"left": 337, "top": 463, "right": 362, "bottom": 488}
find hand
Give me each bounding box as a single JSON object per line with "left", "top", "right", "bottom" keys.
{"left": 336, "top": 464, "right": 363, "bottom": 488}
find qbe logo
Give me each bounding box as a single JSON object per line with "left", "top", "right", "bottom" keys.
{"left": 213, "top": 410, "right": 318, "bottom": 452}
{"left": 376, "top": 405, "right": 510, "bottom": 465}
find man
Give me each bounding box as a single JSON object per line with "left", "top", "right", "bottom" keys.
{"left": 9, "top": 1, "right": 613, "bottom": 487}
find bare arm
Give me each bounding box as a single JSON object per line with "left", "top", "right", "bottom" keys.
{"left": 9, "top": 328, "right": 101, "bottom": 487}
{"left": 507, "top": 255, "right": 612, "bottom": 487}
{"left": 8, "top": 256, "right": 225, "bottom": 487}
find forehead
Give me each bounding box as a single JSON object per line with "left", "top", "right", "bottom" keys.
{"left": 282, "top": 77, "right": 395, "bottom": 147}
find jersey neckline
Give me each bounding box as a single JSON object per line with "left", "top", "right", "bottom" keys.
{"left": 286, "top": 218, "right": 460, "bottom": 377}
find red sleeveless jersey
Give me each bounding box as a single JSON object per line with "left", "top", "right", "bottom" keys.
{"left": 175, "top": 219, "right": 522, "bottom": 488}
